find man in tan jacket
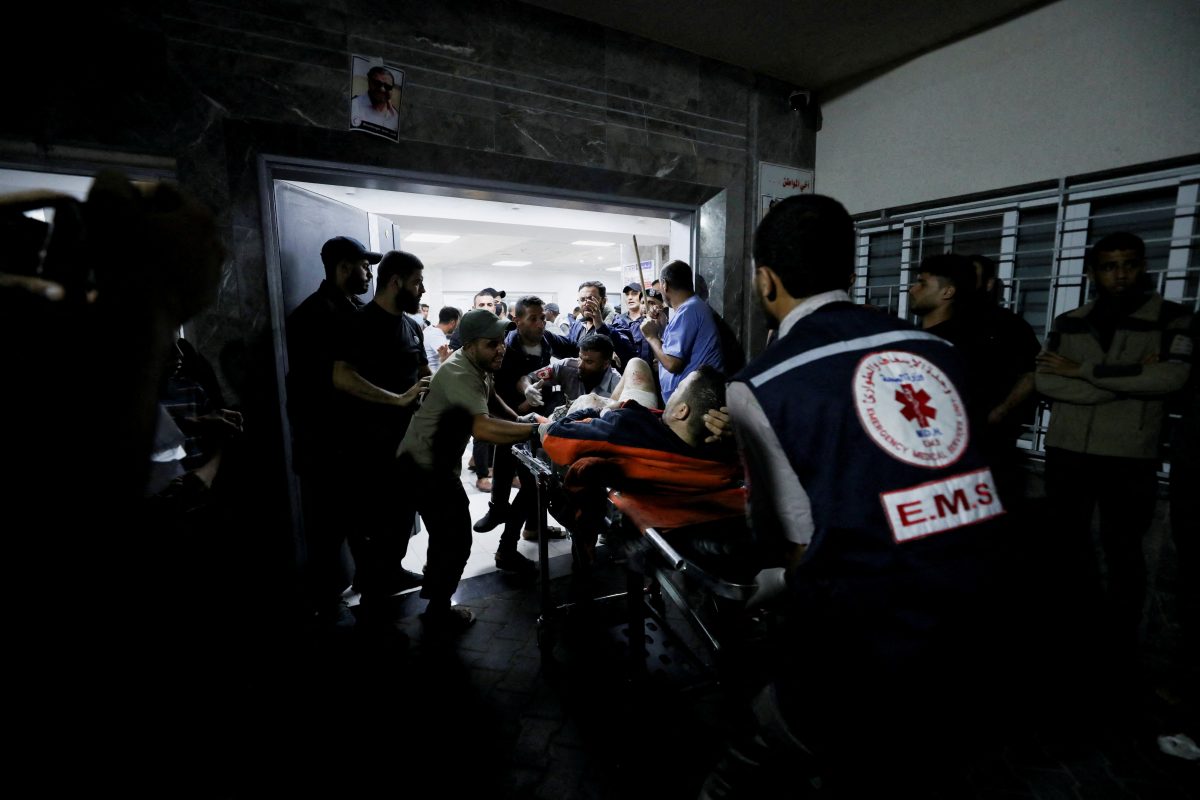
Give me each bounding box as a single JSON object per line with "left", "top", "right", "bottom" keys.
{"left": 1036, "top": 231, "right": 1192, "bottom": 695}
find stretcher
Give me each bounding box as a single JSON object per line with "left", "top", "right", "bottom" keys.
{"left": 510, "top": 443, "right": 765, "bottom": 682}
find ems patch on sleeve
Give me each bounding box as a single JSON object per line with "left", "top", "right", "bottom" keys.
{"left": 881, "top": 467, "right": 1005, "bottom": 543}
{"left": 853, "top": 350, "right": 969, "bottom": 469}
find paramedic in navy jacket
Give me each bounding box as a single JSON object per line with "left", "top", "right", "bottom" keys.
{"left": 702, "top": 195, "right": 1013, "bottom": 797}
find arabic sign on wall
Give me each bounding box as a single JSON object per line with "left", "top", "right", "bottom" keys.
{"left": 759, "top": 162, "right": 815, "bottom": 221}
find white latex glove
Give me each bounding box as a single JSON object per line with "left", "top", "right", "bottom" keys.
{"left": 524, "top": 379, "right": 545, "bottom": 407}
{"left": 747, "top": 567, "right": 787, "bottom": 608}
{"left": 516, "top": 412, "right": 541, "bottom": 424}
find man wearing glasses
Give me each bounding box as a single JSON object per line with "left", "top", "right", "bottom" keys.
{"left": 351, "top": 66, "right": 399, "bottom": 132}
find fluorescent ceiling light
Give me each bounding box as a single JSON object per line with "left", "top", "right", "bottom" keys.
{"left": 404, "top": 233, "right": 460, "bottom": 243}
{"left": 571, "top": 240, "right": 615, "bottom": 247}
{"left": 492, "top": 260, "right": 531, "bottom": 267}
{"left": 604, "top": 266, "right": 622, "bottom": 272}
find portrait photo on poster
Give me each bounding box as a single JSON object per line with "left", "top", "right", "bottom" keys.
{"left": 348, "top": 55, "right": 403, "bottom": 142}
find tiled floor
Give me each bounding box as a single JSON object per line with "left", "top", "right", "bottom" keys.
{"left": 150, "top": 466, "right": 1198, "bottom": 798}
{"left": 227, "top": 552, "right": 1199, "bottom": 799}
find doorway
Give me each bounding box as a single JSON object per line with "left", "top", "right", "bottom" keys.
{"left": 262, "top": 158, "right": 698, "bottom": 580}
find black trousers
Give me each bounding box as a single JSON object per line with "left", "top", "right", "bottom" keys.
{"left": 397, "top": 454, "right": 473, "bottom": 608}
{"left": 489, "top": 444, "right": 535, "bottom": 546}
{"left": 471, "top": 438, "right": 493, "bottom": 478}
{"left": 1168, "top": 443, "right": 1199, "bottom": 730}
{"left": 1044, "top": 447, "right": 1159, "bottom": 679}
{"left": 299, "top": 464, "right": 355, "bottom": 614}
{"left": 350, "top": 455, "right": 417, "bottom": 607}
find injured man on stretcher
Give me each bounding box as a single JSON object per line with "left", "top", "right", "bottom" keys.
{"left": 537, "top": 364, "right": 742, "bottom": 567}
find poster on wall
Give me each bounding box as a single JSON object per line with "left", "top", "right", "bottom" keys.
{"left": 348, "top": 55, "right": 404, "bottom": 142}
{"left": 618, "top": 260, "right": 657, "bottom": 291}
{"left": 759, "top": 161, "right": 814, "bottom": 221}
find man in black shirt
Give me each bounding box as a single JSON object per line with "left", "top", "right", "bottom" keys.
{"left": 285, "top": 236, "right": 379, "bottom": 626}
{"left": 966, "top": 254, "right": 1042, "bottom": 503}
{"left": 333, "top": 250, "right": 431, "bottom": 620}
{"left": 909, "top": 253, "right": 1039, "bottom": 505}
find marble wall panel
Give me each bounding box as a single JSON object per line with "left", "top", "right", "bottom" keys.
{"left": 161, "top": 13, "right": 348, "bottom": 70}
{"left": 495, "top": 107, "right": 606, "bottom": 168}
{"left": 603, "top": 29, "right": 701, "bottom": 111}
{"left": 348, "top": 0, "right": 498, "bottom": 67}
{"left": 486, "top": 3, "right": 608, "bottom": 91}
{"left": 399, "top": 104, "right": 497, "bottom": 154}
{"left": 697, "top": 60, "right": 753, "bottom": 123}
{"left": 166, "top": 0, "right": 352, "bottom": 32}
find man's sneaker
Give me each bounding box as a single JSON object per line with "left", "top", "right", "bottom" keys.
{"left": 494, "top": 550, "right": 538, "bottom": 575}
{"left": 419, "top": 605, "right": 476, "bottom": 634}
{"left": 396, "top": 568, "right": 424, "bottom": 591}
{"left": 311, "top": 600, "right": 355, "bottom": 630}
{"left": 473, "top": 502, "right": 510, "bottom": 533}
{"left": 475, "top": 476, "right": 493, "bottom": 493}
{"left": 521, "top": 524, "right": 567, "bottom": 542}
{"left": 1158, "top": 733, "right": 1200, "bottom": 761}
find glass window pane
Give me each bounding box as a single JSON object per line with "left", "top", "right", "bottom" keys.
{"left": 1014, "top": 207, "right": 1056, "bottom": 280}
{"left": 1087, "top": 187, "right": 1178, "bottom": 277}
{"left": 948, "top": 214, "right": 1004, "bottom": 262}
{"left": 866, "top": 229, "right": 902, "bottom": 283}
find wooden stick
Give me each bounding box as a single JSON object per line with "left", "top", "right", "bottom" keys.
{"left": 632, "top": 235, "right": 647, "bottom": 292}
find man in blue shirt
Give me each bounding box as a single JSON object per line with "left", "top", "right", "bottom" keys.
{"left": 640, "top": 260, "right": 724, "bottom": 403}
{"left": 567, "top": 280, "right": 637, "bottom": 370}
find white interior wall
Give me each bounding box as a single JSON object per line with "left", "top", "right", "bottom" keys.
{"left": 423, "top": 266, "right": 629, "bottom": 317}
{"left": 816, "top": 0, "right": 1200, "bottom": 214}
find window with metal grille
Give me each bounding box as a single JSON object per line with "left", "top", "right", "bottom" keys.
{"left": 853, "top": 160, "right": 1199, "bottom": 465}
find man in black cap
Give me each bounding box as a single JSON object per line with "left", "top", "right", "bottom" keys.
{"left": 397, "top": 308, "right": 544, "bottom": 633}
{"left": 286, "top": 235, "right": 381, "bottom": 626}
{"left": 643, "top": 286, "right": 669, "bottom": 328}
{"left": 620, "top": 281, "right": 652, "bottom": 361}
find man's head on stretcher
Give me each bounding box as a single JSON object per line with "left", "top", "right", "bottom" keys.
{"left": 540, "top": 364, "right": 740, "bottom": 510}
{"left": 660, "top": 366, "right": 728, "bottom": 447}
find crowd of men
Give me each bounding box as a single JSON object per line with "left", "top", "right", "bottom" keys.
{"left": 5, "top": 170, "right": 1193, "bottom": 793}
{"left": 286, "top": 246, "right": 732, "bottom": 632}
{"left": 284, "top": 197, "right": 1196, "bottom": 789}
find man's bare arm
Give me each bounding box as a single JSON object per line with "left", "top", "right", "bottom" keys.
{"left": 472, "top": 414, "right": 539, "bottom": 445}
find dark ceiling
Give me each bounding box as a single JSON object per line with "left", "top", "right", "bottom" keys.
{"left": 519, "top": 0, "right": 1048, "bottom": 93}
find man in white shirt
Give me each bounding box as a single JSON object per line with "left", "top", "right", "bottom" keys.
{"left": 544, "top": 303, "right": 570, "bottom": 336}
{"left": 350, "top": 66, "right": 399, "bottom": 131}
{"left": 423, "top": 306, "right": 461, "bottom": 374}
